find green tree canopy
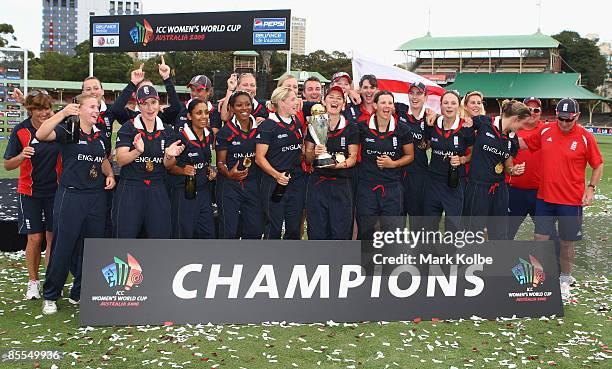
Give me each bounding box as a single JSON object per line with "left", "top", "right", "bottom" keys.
{"left": 552, "top": 31, "right": 607, "bottom": 91}
{"left": 0, "top": 23, "right": 16, "bottom": 47}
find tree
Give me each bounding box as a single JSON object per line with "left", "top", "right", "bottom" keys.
{"left": 0, "top": 23, "right": 16, "bottom": 47}
{"left": 552, "top": 31, "right": 607, "bottom": 91}
{"left": 285, "top": 50, "right": 351, "bottom": 80}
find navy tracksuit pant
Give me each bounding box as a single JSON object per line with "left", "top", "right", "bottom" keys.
{"left": 403, "top": 169, "right": 428, "bottom": 231}
{"left": 508, "top": 187, "right": 538, "bottom": 239}
{"left": 260, "top": 173, "right": 305, "bottom": 240}
{"left": 463, "top": 180, "right": 509, "bottom": 240}
{"left": 43, "top": 187, "right": 106, "bottom": 301}
{"left": 356, "top": 180, "right": 404, "bottom": 240}
{"left": 170, "top": 184, "right": 215, "bottom": 239}
{"left": 306, "top": 175, "right": 354, "bottom": 240}
{"left": 216, "top": 176, "right": 263, "bottom": 239}
{"left": 423, "top": 175, "right": 464, "bottom": 233}
{"left": 111, "top": 179, "right": 171, "bottom": 239}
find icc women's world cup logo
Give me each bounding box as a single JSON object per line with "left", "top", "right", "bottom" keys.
{"left": 512, "top": 255, "right": 545, "bottom": 288}
{"left": 130, "top": 19, "right": 154, "bottom": 46}
{"left": 101, "top": 253, "right": 144, "bottom": 290}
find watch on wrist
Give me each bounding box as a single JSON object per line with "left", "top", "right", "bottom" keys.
{"left": 588, "top": 184, "right": 597, "bottom": 190}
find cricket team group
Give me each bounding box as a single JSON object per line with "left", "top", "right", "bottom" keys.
{"left": 3, "top": 57, "right": 604, "bottom": 314}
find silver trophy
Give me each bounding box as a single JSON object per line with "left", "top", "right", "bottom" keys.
{"left": 307, "top": 104, "right": 336, "bottom": 168}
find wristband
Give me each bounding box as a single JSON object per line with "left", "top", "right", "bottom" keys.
{"left": 588, "top": 184, "right": 597, "bottom": 190}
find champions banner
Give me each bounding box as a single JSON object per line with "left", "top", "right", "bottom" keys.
{"left": 89, "top": 9, "right": 291, "bottom": 53}
{"left": 81, "top": 239, "right": 562, "bottom": 326}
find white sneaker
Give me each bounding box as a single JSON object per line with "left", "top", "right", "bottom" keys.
{"left": 68, "top": 298, "right": 80, "bottom": 305}
{"left": 42, "top": 300, "right": 57, "bottom": 315}
{"left": 25, "top": 280, "right": 41, "bottom": 300}
{"left": 560, "top": 282, "right": 571, "bottom": 301}
{"left": 568, "top": 275, "right": 577, "bottom": 287}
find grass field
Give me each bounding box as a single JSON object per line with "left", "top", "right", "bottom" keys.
{"left": 0, "top": 136, "right": 609, "bottom": 369}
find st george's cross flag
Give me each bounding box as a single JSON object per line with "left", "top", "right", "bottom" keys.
{"left": 352, "top": 52, "right": 444, "bottom": 112}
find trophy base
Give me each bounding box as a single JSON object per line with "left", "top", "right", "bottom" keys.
{"left": 313, "top": 157, "right": 336, "bottom": 168}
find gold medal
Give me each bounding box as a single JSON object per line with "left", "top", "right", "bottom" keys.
{"left": 89, "top": 164, "right": 98, "bottom": 180}
{"left": 145, "top": 159, "right": 154, "bottom": 173}
{"left": 495, "top": 162, "right": 504, "bottom": 175}
{"left": 243, "top": 157, "right": 252, "bottom": 168}
{"left": 334, "top": 152, "right": 346, "bottom": 164}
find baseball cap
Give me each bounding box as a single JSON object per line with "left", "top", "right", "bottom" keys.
{"left": 331, "top": 72, "right": 352, "bottom": 84}
{"left": 523, "top": 96, "right": 542, "bottom": 107}
{"left": 325, "top": 85, "right": 344, "bottom": 98}
{"left": 556, "top": 98, "right": 579, "bottom": 119}
{"left": 187, "top": 75, "right": 212, "bottom": 89}
{"left": 136, "top": 85, "right": 159, "bottom": 103}
{"left": 409, "top": 81, "right": 427, "bottom": 93}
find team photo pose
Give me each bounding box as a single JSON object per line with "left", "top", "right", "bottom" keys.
{"left": 423, "top": 90, "right": 473, "bottom": 233}
{"left": 112, "top": 85, "right": 184, "bottom": 239}
{"left": 356, "top": 90, "right": 414, "bottom": 239}
{"left": 463, "top": 100, "right": 530, "bottom": 239}
{"left": 3, "top": 90, "right": 59, "bottom": 299}
{"left": 215, "top": 91, "right": 264, "bottom": 239}
{"left": 35, "top": 94, "right": 116, "bottom": 314}
{"left": 396, "top": 82, "right": 431, "bottom": 230}
{"left": 520, "top": 98, "right": 604, "bottom": 298}
{"left": 304, "top": 86, "right": 359, "bottom": 240}
{"left": 255, "top": 86, "right": 304, "bottom": 239}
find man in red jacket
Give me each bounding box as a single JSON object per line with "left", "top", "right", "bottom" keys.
{"left": 521, "top": 98, "right": 604, "bottom": 300}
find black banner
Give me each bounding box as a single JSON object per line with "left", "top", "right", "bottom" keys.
{"left": 89, "top": 9, "right": 291, "bottom": 53}
{"left": 81, "top": 240, "right": 562, "bottom": 326}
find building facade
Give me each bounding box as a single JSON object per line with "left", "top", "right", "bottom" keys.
{"left": 42, "top": 0, "right": 142, "bottom": 55}
{"left": 290, "top": 17, "right": 306, "bottom": 56}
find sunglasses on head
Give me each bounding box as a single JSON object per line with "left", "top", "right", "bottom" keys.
{"left": 30, "top": 89, "right": 49, "bottom": 97}
{"left": 529, "top": 107, "right": 541, "bottom": 113}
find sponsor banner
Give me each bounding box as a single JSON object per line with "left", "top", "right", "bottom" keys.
{"left": 253, "top": 32, "right": 286, "bottom": 45}
{"left": 93, "top": 22, "right": 120, "bottom": 35}
{"left": 585, "top": 126, "right": 612, "bottom": 136}
{"left": 90, "top": 9, "right": 290, "bottom": 52}
{"left": 93, "top": 35, "right": 120, "bottom": 48}
{"left": 81, "top": 239, "right": 562, "bottom": 326}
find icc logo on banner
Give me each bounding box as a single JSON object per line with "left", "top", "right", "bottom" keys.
{"left": 101, "top": 253, "right": 144, "bottom": 290}
{"left": 512, "top": 255, "right": 545, "bottom": 288}
{"left": 130, "top": 19, "right": 154, "bottom": 46}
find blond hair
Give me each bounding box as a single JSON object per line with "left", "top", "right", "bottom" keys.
{"left": 74, "top": 93, "right": 97, "bottom": 105}
{"left": 501, "top": 99, "right": 530, "bottom": 120}
{"left": 269, "top": 86, "right": 296, "bottom": 110}
{"left": 277, "top": 74, "right": 297, "bottom": 88}
{"left": 460, "top": 91, "right": 486, "bottom": 118}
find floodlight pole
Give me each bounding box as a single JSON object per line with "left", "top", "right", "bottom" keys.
{"left": 23, "top": 48, "right": 28, "bottom": 94}
{"left": 89, "top": 52, "right": 94, "bottom": 76}
{"left": 286, "top": 50, "right": 291, "bottom": 74}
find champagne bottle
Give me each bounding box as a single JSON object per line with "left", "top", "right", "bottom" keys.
{"left": 184, "top": 158, "right": 197, "bottom": 200}
{"left": 65, "top": 115, "right": 80, "bottom": 144}
{"left": 447, "top": 152, "right": 459, "bottom": 188}
{"left": 271, "top": 172, "right": 289, "bottom": 203}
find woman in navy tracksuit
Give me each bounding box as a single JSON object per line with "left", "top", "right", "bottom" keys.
{"left": 255, "top": 86, "right": 304, "bottom": 239}
{"left": 304, "top": 86, "right": 359, "bottom": 240}
{"left": 3, "top": 91, "right": 59, "bottom": 299}
{"left": 112, "top": 85, "right": 184, "bottom": 239}
{"left": 423, "top": 90, "right": 474, "bottom": 233}
{"left": 215, "top": 91, "right": 263, "bottom": 239}
{"left": 463, "top": 100, "right": 530, "bottom": 239}
{"left": 167, "top": 98, "right": 216, "bottom": 238}
{"left": 356, "top": 90, "right": 414, "bottom": 240}
{"left": 36, "top": 94, "right": 116, "bottom": 314}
